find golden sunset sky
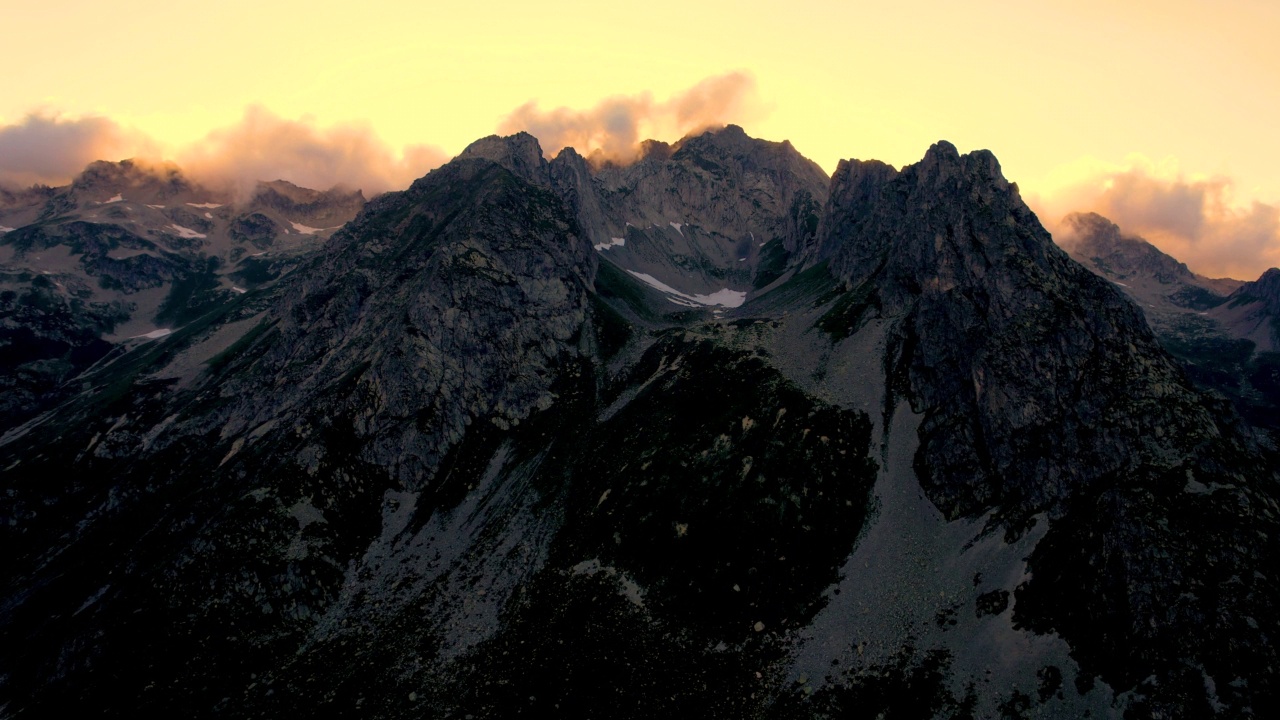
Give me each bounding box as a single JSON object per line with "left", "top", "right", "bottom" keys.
{"left": 2, "top": 0, "right": 1277, "bottom": 276}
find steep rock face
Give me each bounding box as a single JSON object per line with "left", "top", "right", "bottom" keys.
{"left": 822, "top": 142, "right": 1214, "bottom": 517}
{"left": 1056, "top": 213, "right": 1280, "bottom": 436}
{"left": 1219, "top": 267, "right": 1280, "bottom": 351}
{"left": 246, "top": 180, "right": 367, "bottom": 228}
{"left": 0, "top": 137, "right": 601, "bottom": 714}
{"left": 209, "top": 143, "right": 595, "bottom": 486}
{"left": 815, "top": 140, "right": 1279, "bottom": 715}
{"left": 459, "top": 131, "right": 551, "bottom": 187}
{"left": 1, "top": 133, "right": 1278, "bottom": 719}
{"left": 551, "top": 125, "right": 830, "bottom": 300}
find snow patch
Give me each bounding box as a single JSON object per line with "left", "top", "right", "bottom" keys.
{"left": 692, "top": 288, "right": 749, "bottom": 307}
{"left": 0, "top": 225, "right": 14, "bottom": 233}
{"left": 571, "top": 559, "right": 646, "bottom": 609}
{"left": 593, "top": 236, "right": 626, "bottom": 252}
{"left": 669, "top": 221, "right": 684, "bottom": 235}
{"left": 100, "top": 194, "right": 123, "bottom": 204}
{"left": 204, "top": 212, "right": 213, "bottom": 219}
{"left": 73, "top": 584, "right": 112, "bottom": 616}
{"left": 167, "top": 224, "right": 206, "bottom": 239}
{"left": 231, "top": 286, "right": 247, "bottom": 294}
{"left": 289, "top": 221, "right": 332, "bottom": 235}
{"left": 146, "top": 204, "right": 165, "bottom": 209}
{"left": 625, "top": 271, "right": 747, "bottom": 308}
{"left": 186, "top": 202, "right": 222, "bottom": 209}
{"left": 1112, "top": 280, "right": 1130, "bottom": 287}
{"left": 133, "top": 328, "right": 172, "bottom": 340}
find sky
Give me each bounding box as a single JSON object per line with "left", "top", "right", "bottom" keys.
{"left": 1, "top": 0, "right": 1277, "bottom": 277}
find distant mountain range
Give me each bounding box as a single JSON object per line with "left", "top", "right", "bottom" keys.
{"left": 1057, "top": 211, "right": 1280, "bottom": 432}
{"left": 0, "top": 161, "right": 365, "bottom": 429}
{"left": 1, "top": 127, "right": 1277, "bottom": 718}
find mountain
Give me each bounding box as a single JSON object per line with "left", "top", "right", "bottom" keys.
{"left": 1219, "top": 268, "right": 1280, "bottom": 353}
{"left": 1057, "top": 212, "right": 1280, "bottom": 434}
{"left": 1, "top": 129, "right": 1277, "bottom": 718}
{"left": 0, "top": 161, "right": 366, "bottom": 431}
{"left": 549, "top": 124, "right": 829, "bottom": 306}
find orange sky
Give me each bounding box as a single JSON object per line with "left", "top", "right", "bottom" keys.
{"left": 2, "top": 0, "right": 1277, "bottom": 277}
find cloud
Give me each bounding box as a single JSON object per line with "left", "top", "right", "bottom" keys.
{"left": 0, "top": 113, "right": 156, "bottom": 188}
{"left": 1030, "top": 155, "right": 1280, "bottom": 279}
{"left": 0, "top": 107, "right": 448, "bottom": 195}
{"left": 498, "top": 72, "right": 766, "bottom": 163}
{"left": 177, "top": 106, "right": 448, "bottom": 195}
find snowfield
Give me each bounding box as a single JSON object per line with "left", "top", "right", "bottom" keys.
{"left": 168, "top": 224, "right": 207, "bottom": 239}
{"left": 626, "top": 270, "right": 747, "bottom": 308}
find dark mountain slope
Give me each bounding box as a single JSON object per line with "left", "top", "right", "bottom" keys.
{"left": 0, "top": 132, "right": 1276, "bottom": 719}
{"left": 1056, "top": 212, "right": 1280, "bottom": 438}
{"left": 803, "top": 142, "right": 1278, "bottom": 716}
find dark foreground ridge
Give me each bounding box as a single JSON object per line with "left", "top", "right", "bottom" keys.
{"left": 1, "top": 128, "right": 1277, "bottom": 718}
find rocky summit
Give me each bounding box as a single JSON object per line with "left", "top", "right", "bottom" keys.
{"left": 1, "top": 127, "right": 1277, "bottom": 719}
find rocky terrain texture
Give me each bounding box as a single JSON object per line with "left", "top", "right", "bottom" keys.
{"left": 549, "top": 125, "right": 829, "bottom": 302}
{"left": 0, "top": 161, "right": 366, "bottom": 431}
{"left": 1058, "top": 212, "right": 1280, "bottom": 437}
{"left": 1, "top": 128, "right": 1277, "bottom": 719}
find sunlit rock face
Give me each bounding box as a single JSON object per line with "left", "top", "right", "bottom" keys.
{"left": 1, "top": 130, "right": 1277, "bottom": 719}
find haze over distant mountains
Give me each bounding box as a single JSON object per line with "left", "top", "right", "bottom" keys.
{"left": 1, "top": 126, "right": 1278, "bottom": 718}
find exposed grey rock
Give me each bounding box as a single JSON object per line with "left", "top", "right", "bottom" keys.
{"left": 0, "top": 132, "right": 1276, "bottom": 720}
{"left": 0, "top": 160, "right": 368, "bottom": 431}
{"left": 1056, "top": 212, "right": 1280, "bottom": 438}
{"left": 551, "top": 124, "right": 830, "bottom": 300}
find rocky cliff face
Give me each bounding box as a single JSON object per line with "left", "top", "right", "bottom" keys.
{"left": 1056, "top": 212, "right": 1280, "bottom": 438}
{"left": 1221, "top": 268, "right": 1280, "bottom": 350}
{"left": 550, "top": 125, "right": 830, "bottom": 302}
{"left": 808, "top": 142, "right": 1279, "bottom": 716}
{"left": 1, "top": 131, "right": 1277, "bottom": 719}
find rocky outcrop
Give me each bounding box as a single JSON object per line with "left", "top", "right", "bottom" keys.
{"left": 816, "top": 140, "right": 1280, "bottom": 716}
{"left": 546, "top": 125, "right": 831, "bottom": 301}
{"left": 821, "top": 141, "right": 1216, "bottom": 516}
{"left": 246, "top": 180, "right": 366, "bottom": 228}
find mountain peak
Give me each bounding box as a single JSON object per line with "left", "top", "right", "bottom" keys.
{"left": 1235, "top": 265, "right": 1280, "bottom": 306}
{"left": 1057, "top": 211, "right": 1194, "bottom": 284}
{"left": 914, "top": 141, "right": 1008, "bottom": 191}
{"left": 458, "top": 132, "right": 548, "bottom": 185}
{"left": 70, "top": 158, "right": 195, "bottom": 200}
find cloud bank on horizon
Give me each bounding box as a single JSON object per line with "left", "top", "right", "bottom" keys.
{"left": 0, "top": 108, "right": 449, "bottom": 196}
{"left": 1030, "top": 155, "right": 1280, "bottom": 280}
{"left": 0, "top": 114, "right": 160, "bottom": 189}
{"left": 2, "top": 78, "right": 1278, "bottom": 280}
